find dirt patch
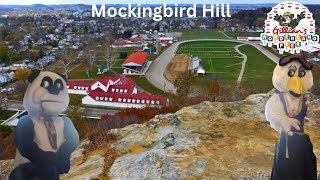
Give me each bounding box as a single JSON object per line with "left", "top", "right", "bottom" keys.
{"left": 165, "top": 54, "right": 190, "bottom": 82}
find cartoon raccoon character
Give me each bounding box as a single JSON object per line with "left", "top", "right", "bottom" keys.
{"left": 9, "top": 71, "right": 79, "bottom": 180}
{"left": 274, "top": 12, "right": 305, "bottom": 28}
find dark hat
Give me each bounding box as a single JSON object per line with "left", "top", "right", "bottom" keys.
{"left": 279, "top": 55, "right": 313, "bottom": 70}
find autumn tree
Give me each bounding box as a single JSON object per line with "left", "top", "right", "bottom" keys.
{"left": 0, "top": 28, "right": 9, "bottom": 39}
{"left": 0, "top": 41, "right": 15, "bottom": 64}
{"left": 14, "top": 68, "right": 31, "bottom": 83}
{"left": 173, "top": 71, "right": 195, "bottom": 100}
{"left": 0, "top": 93, "right": 8, "bottom": 112}
{"left": 256, "top": 17, "right": 265, "bottom": 28}
{"left": 205, "top": 79, "right": 222, "bottom": 102}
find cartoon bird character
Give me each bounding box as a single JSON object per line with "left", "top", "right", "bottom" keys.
{"left": 265, "top": 55, "right": 317, "bottom": 179}
{"left": 9, "top": 71, "right": 79, "bottom": 180}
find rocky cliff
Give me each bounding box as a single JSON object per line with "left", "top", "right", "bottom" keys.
{"left": 1, "top": 93, "right": 320, "bottom": 179}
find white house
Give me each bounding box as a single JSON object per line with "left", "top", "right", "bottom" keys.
{"left": 67, "top": 75, "right": 167, "bottom": 108}
{"left": 0, "top": 74, "right": 13, "bottom": 85}
{"left": 192, "top": 57, "right": 200, "bottom": 70}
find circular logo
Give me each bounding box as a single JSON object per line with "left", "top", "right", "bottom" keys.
{"left": 261, "top": 1, "right": 319, "bottom": 54}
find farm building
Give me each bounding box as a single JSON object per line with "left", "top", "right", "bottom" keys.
{"left": 111, "top": 38, "right": 143, "bottom": 48}
{"left": 159, "top": 37, "right": 173, "bottom": 46}
{"left": 143, "top": 46, "right": 157, "bottom": 55}
{"left": 300, "top": 45, "right": 320, "bottom": 56}
{"left": 237, "top": 37, "right": 261, "bottom": 41}
{"left": 191, "top": 57, "right": 201, "bottom": 70}
{"left": 197, "top": 67, "right": 205, "bottom": 76}
{"left": 122, "top": 52, "right": 150, "bottom": 75}
{"left": 300, "top": 44, "right": 320, "bottom": 63}
{"left": 67, "top": 75, "right": 168, "bottom": 108}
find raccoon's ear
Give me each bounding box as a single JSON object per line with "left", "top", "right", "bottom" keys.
{"left": 28, "top": 70, "right": 41, "bottom": 83}
{"left": 57, "top": 73, "right": 67, "bottom": 82}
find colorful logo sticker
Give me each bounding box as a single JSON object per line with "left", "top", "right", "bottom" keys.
{"left": 261, "top": 1, "right": 319, "bottom": 54}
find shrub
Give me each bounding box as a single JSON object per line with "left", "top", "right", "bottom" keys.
{"left": 0, "top": 125, "right": 13, "bottom": 134}
{"left": 119, "top": 52, "right": 128, "bottom": 59}
{"left": 0, "top": 129, "right": 16, "bottom": 160}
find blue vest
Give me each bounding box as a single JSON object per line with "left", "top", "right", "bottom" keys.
{"left": 278, "top": 92, "right": 307, "bottom": 133}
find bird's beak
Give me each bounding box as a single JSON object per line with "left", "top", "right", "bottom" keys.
{"left": 287, "top": 76, "right": 304, "bottom": 95}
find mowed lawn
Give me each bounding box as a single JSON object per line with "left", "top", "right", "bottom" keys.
{"left": 176, "top": 41, "right": 244, "bottom": 84}
{"left": 176, "top": 41, "right": 276, "bottom": 91}
{"left": 238, "top": 45, "right": 276, "bottom": 92}
{"left": 225, "top": 32, "right": 261, "bottom": 39}
{"left": 176, "top": 30, "right": 230, "bottom": 40}
{"left": 68, "top": 62, "right": 115, "bottom": 79}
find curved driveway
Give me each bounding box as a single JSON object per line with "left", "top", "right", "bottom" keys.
{"left": 145, "top": 39, "right": 279, "bottom": 94}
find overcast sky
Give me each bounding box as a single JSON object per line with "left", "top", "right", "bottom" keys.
{"left": 0, "top": 0, "right": 319, "bottom": 5}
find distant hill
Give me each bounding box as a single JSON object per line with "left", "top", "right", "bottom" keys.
{"left": 0, "top": 3, "right": 319, "bottom": 11}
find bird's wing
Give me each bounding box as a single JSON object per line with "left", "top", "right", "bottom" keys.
{"left": 265, "top": 94, "right": 286, "bottom": 132}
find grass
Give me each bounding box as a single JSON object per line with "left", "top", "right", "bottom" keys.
{"left": 128, "top": 76, "right": 173, "bottom": 97}
{"left": 69, "top": 94, "right": 85, "bottom": 107}
{"left": 54, "top": 66, "right": 65, "bottom": 74}
{"left": 68, "top": 63, "right": 115, "bottom": 79}
{"left": 225, "top": 32, "right": 262, "bottom": 39}
{"left": 176, "top": 41, "right": 243, "bottom": 84}
{"left": 175, "top": 41, "right": 276, "bottom": 92}
{"left": 112, "top": 59, "right": 125, "bottom": 74}
{"left": 238, "top": 44, "right": 276, "bottom": 92}
{"left": 176, "top": 29, "right": 229, "bottom": 40}
{"left": 224, "top": 31, "right": 295, "bottom": 58}
{"left": 115, "top": 47, "right": 140, "bottom": 54}
{"left": 0, "top": 110, "right": 17, "bottom": 120}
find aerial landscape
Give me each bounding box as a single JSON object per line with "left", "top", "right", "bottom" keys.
{"left": 0, "top": 0, "right": 320, "bottom": 179}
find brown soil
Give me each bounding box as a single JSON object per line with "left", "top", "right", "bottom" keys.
{"left": 165, "top": 54, "right": 190, "bottom": 82}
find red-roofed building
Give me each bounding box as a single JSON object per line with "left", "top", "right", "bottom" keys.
{"left": 67, "top": 75, "right": 167, "bottom": 108}
{"left": 122, "top": 52, "right": 149, "bottom": 75}
{"left": 111, "top": 38, "right": 143, "bottom": 48}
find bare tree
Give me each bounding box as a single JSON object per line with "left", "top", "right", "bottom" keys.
{"left": 83, "top": 48, "right": 97, "bottom": 75}
{"left": 57, "top": 48, "right": 77, "bottom": 79}
{"left": 103, "top": 48, "right": 116, "bottom": 70}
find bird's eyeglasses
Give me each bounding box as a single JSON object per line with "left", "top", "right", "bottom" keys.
{"left": 287, "top": 65, "right": 306, "bottom": 78}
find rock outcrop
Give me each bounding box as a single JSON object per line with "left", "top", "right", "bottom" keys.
{"left": 0, "top": 159, "right": 14, "bottom": 180}
{"left": 1, "top": 93, "right": 320, "bottom": 179}
{"left": 0, "top": 139, "right": 106, "bottom": 180}
{"left": 60, "top": 139, "right": 106, "bottom": 180}
{"left": 109, "top": 94, "right": 320, "bottom": 179}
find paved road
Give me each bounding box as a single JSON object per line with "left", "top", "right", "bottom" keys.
{"left": 7, "top": 100, "right": 119, "bottom": 118}
{"left": 145, "top": 39, "right": 279, "bottom": 94}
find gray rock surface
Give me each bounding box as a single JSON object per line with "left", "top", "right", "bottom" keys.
{"left": 109, "top": 94, "right": 320, "bottom": 180}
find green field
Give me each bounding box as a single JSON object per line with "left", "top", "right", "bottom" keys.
{"left": 176, "top": 41, "right": 276, "bottom": 91}
{"left": 239, "top": 45, "right": 275, "bottom": 92}
{"left": 68, "top": 61, "right": 118, "bottom": 79}
{"left": 225, "top": 32, "right": 261, "bottom": 39}
{"left": 177, "top": 41, "right": 244, "bottom": 84}
{"left": 128, "top": 76, "right": 173, "bottom": 97}
{"left": 176, "top": 30, "right": 230, "bottom": 40}
{"left": 0, "top": 110, "right": 17, "bottom": 120}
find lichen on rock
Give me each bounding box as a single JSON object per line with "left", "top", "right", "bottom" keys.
{"left": 108, "top": 94, "right": 320, "bottom": 179}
